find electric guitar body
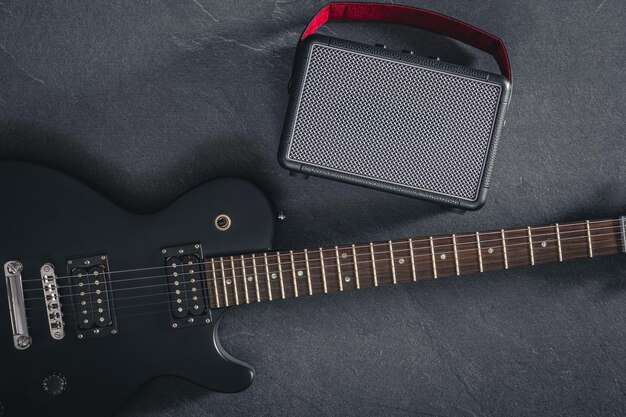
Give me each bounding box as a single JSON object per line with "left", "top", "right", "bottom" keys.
{"left": 1, "top": 161, "right": 624, "bottom": 417}
{"left": 0, "top": 161, "right": 275, "bottom": 417}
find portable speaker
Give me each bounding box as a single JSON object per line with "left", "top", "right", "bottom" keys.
{"left": 279, "top": 2, "right": 512, "bottom": 210}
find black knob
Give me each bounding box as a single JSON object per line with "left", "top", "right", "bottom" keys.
{"left": 42, "top": 373, "right": 67, "bottom": 396}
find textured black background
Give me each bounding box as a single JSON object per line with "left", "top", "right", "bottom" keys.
{"left": 1, "top": 1, "right": 625, "bottom": 416}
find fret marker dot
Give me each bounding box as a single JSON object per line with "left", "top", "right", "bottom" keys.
{"left": 271, "top": 273, "right": 277, "bottom": 279}
{"left": 344, "top": 276, "right": 351, "bottom": 282}
{"left": 398, "top": 258, "right": 405, "bottom": 264}
{"left": 226, "top": 279, "right": 232, "bottom": 285}
{"left": 247, "top": 276, "right": 253, "bottom": 282}
{"left": 341, "top": 253, "right": 347, "bottom": 259}
{"left": 488, "top": 248, "right": 494, "bottom": 254}
{"left": 440, "top": 253, "right": 447, "bottom": 260}
{"left": 541, "top": 241, "right": 548, "bottom": 248}
{"left": 297, "top": 270, "right": 304, "bottom": 277}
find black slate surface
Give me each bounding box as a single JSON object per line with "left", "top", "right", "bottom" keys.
{"left": 1, "top": 1, "right": 625, "bottom": 416}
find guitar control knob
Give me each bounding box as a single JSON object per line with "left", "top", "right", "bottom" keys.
{"left": 42, "top": 373, "right": 67, "bottom": 396}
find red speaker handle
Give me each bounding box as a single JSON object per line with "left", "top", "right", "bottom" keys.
{"left": 301, "top": 2, "right": 512, "bottom": 82}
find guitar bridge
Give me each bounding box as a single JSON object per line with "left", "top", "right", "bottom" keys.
{"left": 67, "top": 254, "right": 118, "bottom": 339}
{"left": 40, "top": 263, "right": 65, "bottom": 340}
{"left": 161, "top": 244, "right": 212, "bottom": 329}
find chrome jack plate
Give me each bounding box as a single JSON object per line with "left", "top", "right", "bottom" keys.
{"left": 4, "top": 261, "right": 32, "bottom": 350}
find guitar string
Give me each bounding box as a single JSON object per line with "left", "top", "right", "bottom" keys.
{"left": 20, "top": 223, "right": 622, "bottom": 295}
{"left": 50, "top": 236, "right": 621, "bottom": 326}
{"left": 16, "top": 218, "right": 622, "bottom": 283}
{"left": 23, "top": 227, "right": 622, "bottom": 301}
{"left": 49, "top": 238, "right": 621, "bottom": 326}
{"left": 25, "top": 233, "right": 621, "bottom": 322}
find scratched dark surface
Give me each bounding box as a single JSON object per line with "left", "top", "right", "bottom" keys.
{"left": 1, "top": 1, "right": 626, "bottom": 416}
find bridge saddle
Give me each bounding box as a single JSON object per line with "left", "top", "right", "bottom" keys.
{"left": 40, "top": 263, "right": 65, "bottom": 340}
{"left": 67, "top": 254, "right": 117, "bottom": 339}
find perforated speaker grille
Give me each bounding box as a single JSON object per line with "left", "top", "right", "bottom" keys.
{"left": 286, "top": 44, "right": 503, "bottom": 201}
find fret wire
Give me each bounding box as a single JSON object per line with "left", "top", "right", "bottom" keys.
{"left": 586, "top": 220, "right": 593, "bottom": 258}
{"left": 620, "top": 217, "right": 626, "bottom": 254}
{"left": 230, "top": 256, "right": 239, "bottom": 305}
{"left": 263, "top": 253, "right": 272, "bottom": 301}
{"left": 501, "top": 229, "right": 509, "bottom": 269}
{"left": 452, "top": 234, "right": 460, "bottom": 276}
{"left": 251, "top": 254, "right": 261, "bottom": 302}
{"left": 409, "top": 238, "right": 417, "bottom": 281}
{"left": 388, "top": 241, "right": 397, "bottom": 284}
{"left": 319, "top": 248, "right": 328, "bottom": 293}
{"left": 240, "top": 255, "right": 249, "bottom": 304}
{"left": 210, "top": 258, "right": 221, "bottom": 308}
{"left": 429, "top": 237, "right": 437, "bottom": 279}
{"left": 370, "top": 243, "right": 378, "bottom": 287}
{"left": 304, "top": 249, "right": 312, "bottom": 295}
{"left": 352, "top": 244, "right": 360, "bottom": 289}
{"left": 527, "top": 227, "right": 535, "bottom": 266}
{"left": 476, "top": 232, "right": 484, "bottom": 273}
{"left": 289, "top": 250, "right": 298, "bottom": 298}
{"left": 219, "top": 257, "right": 229, "bottom": 307}
{"left": 555, "top": 223, "right": 563, "bottom": 262}
{"left": 335, "top": 246, "right": 343, "bottom": 291}
{"left": 276, "top": 251, "right": 285, "bottom": 299}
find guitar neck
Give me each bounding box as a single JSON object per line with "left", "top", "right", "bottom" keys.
{"left": 204, "top": 217, "right": 626, "bottom": 308}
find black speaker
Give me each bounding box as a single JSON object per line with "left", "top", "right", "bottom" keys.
{"left": 279, "top": 3, "right": 512, "bottom": 210}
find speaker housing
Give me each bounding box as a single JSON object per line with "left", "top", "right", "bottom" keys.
{"left": 279, "top": 34, "right": 511, "bottom": 210}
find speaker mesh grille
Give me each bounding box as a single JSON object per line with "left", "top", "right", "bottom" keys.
{"left": 287, "top": 44, "right": 502, "bottom": 201}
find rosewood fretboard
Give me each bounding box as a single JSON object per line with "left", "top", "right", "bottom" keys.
{"left": 204, "top": 217, "right": 626, "bottom": 308}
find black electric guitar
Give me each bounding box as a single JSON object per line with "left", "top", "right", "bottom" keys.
{"left": 1, "top": 161, "right": 624, "bottom": 417}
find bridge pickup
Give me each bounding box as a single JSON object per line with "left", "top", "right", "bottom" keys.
{"left": 40, "top": 263, "right": 65, "bottom": 340}
{"left": 162, "top": 244, "right": 211, "bottom": 329}
{"left": 67, "top": 254, "right": 117, "bottom": 339}
{"left": 4, "top": 261, "right": 32, "bottom": 350}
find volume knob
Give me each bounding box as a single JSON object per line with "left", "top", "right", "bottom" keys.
{"left": 42, "top": 373, "right": 67, "bottom": 396}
